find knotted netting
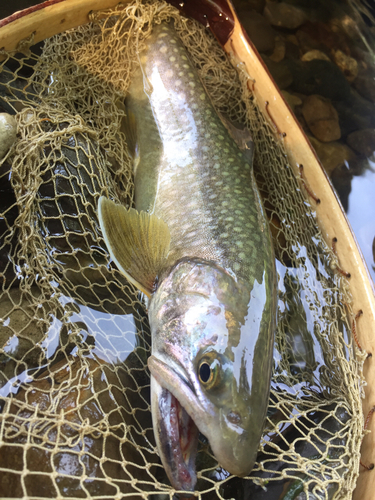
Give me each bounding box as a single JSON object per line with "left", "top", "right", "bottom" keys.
{"left": 0, "top": 1, "right": 367, "bottom": 498}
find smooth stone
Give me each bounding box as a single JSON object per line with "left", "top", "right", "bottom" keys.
{"left": 335, "top": 89, "right": 375, "bottom": 136}
{"left": 262, "top": 56, "right": 293, "bottom": 89}
{"left": 296, "top": 29, "right": 324, "bottom": 54}
{"left": 284, "top": 34, "right": 301, "bottom": 60}
{"left": 302, "top": 95, "right": 341, "bottom": 142}
{"left": 281, "top": 90, "right": 302, "bottom": 111}
{"left": 353, "top": 66, "right": 375, "bottom": 103}
{"left": 333, "top": 50, "right": 358, "bottom": 82}
{"left": 301, "top": 49, "right": 330, "bottom": 62}
{"left": 0, "top": 287, "right": 48, "bottom": 386}
{"left": 285, "top": 59, "right": 351, "bottom": 101}
{"left": 0, "top": 356, "right": 156, "bottom": 498}
{"left": 309, "top": 136, "right": 356, "bottom": 177}
{"left": 240, "top": 11, "right": 276, "bottom": 53}
{"left": 264, "top": 1, "right": 308, "bottom": 30}
{"left": 346, "top": 129, "right": 375, "bottom": 157}
{"left": 269, "top": 35, "right": 286, "bottom": 62}
{"left": 0, "top": 113, "right": 17, "bottom": 160}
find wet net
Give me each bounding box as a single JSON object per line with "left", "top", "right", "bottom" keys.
{"left": 0, "top": 1, "right": 367, "bottom": 498}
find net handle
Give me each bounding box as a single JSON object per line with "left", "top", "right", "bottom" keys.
{"left": 0, "top": 0, "right": 374, "bottom": 496}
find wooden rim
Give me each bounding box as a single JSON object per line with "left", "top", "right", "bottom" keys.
{"left": 0, "top": 0, "right": 374, "bottom": 497}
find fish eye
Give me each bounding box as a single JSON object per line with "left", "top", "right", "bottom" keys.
{"left": 198, "top": 354, "right": 222, "bottom": 389}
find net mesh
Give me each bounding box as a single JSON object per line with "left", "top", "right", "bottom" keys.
{"left": 0, "top": 1, "right": 367, "bottom": 498}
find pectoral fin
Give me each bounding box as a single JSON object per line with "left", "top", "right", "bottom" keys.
{"left": 98, "top": 196, "right": 170, "bottom": 296}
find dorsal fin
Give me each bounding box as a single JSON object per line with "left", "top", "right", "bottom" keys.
{"left": 98, "top": 197, "right": 170, "bottom": 297}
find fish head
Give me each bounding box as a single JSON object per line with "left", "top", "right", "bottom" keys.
{"left": 148, "top": 258, "right": 274, "bottom": 490}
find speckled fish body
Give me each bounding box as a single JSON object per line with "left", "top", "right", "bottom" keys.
{"left": 98, "top": 22, "right": 276, "bottom": 492}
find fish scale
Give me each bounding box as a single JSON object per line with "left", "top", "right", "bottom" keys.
{"left": 127, "top": 23, "right": 272, "bottom": 286}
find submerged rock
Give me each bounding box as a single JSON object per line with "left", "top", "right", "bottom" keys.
{"left": 35, "top": 122, "right": 133, "bottom": 312}
{"left": 0, "top": 113, "right": 17, "bottom": 160}
{"left": 353, "top": 65, "right": 375, "bottom": 103}
{"left": 332, "top": 49, "right": 358, "bottom": 82}
{"left": 0, "top": 355, "right": 156, "bottom": 498}
{"left": 301, "top": 49, "right": 330, "bottom": 62}
{"left": 285, "top": 59, "right": 351, "bottom": 101}
{"left": 309, "top": 136, "right": 356, "bottom": 177}
{"left": 335, "top": 89, "right": 375, "bottom": 136}
{"left": 262, "top": 56, "right": 293, "bottom": 89}
{"left": 240, "top": 11, "right": 276, "bottom": 53}
{"left": 346, "top": 128, "right": 375, "bottom": 157}
{"left": 0, "top": 160, "right": 19, "bottom": 287}
{"left": 281, "top": 90, "right": 302, "bottom": 112}
{"left": 264, "top": 1, "right": 308, "bottom": 30}
{"left": 302, "top": 95, "right": 341, "bottom": 142}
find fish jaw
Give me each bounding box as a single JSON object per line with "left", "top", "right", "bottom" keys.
{"left": 150, "top": 373, "right": 199, "bottom": 491}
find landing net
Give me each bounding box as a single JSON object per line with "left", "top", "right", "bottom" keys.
{"left": 0, "top": 1, "right": 366, "bottom": 498}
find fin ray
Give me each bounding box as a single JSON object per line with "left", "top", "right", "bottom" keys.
{"left": 98, "top": 197, "right": 170, "bottom": 296}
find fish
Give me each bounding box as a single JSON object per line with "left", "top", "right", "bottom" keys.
{"left": 98, "top": 22, "right": 276, "bottom": 492}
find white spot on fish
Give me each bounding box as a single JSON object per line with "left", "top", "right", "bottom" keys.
{"left": 236, "top": 241, "right": 244, "bottom": 248}
{"left": 233, "top": 262, "right": 241, "bottom": 271}
{"left": 173, "top": 48, "right": 179, "bottom": 53}
{"left": 239, "top": 252, "right": 246, "bottom": 259}
{"left": 192, "top": 103, "right": 198, "bottom": 109}
{"left": 160, "top": 45, "right": 168, "bottom": 53}
{"left": 183, "top": 64, "right": 189, "bottom": 69}
{"left": 175, "top": 80, "right": 182, "bottom": 86}
{"left": 213, "top": 163, "right": 220, "bottom": 169}
{"left": 209, "top": 194, "right": 217, "bottom": 199}
{"left": 200, "top": 93, "right": 206, "bottom": 101}
{"left": 233, "top": 227, "right": 242, "bottom": 232}
{"left": 166, "top": 69, "right": 173, "bottom": 78}
{"left": 169, "top": 56, "right": 176, "bottom": 62}
{"left": 189, "top": 81, "right": 196, "bottom": 88}
{"left": 221, "top": 233, "right": 229, "bottom": 238}
{"left": 182, "top": 55, "right": 188, "bottom": 60}
{"left": 205, "top": 133, "right": 210, "bottom": 138}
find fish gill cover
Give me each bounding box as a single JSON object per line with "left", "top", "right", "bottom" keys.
{"left": 0, "top": 1, "right": 366, "bottom": 499}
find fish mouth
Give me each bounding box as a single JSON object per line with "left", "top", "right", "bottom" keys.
{"left": 149, "top": 354, "right": 216, "bottom": 492}
{"left": 150, "top": 373, "right": 199, "bottom": 492}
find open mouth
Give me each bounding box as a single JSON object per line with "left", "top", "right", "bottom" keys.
{"left": 149, "top": 356, "right": 204, "bottom": 492}
{"left": 157, "top": 386, "right": 199, "bottom": 491}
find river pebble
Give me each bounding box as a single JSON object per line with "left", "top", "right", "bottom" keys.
{"left": 302, "top": 95, "right": 341, "bottom": 142}
{"left": 346, "top": 128, "right": 375, "bottom": 157}
{"left": 263, "top": 1, "right": 308, "bottom": 30}
{"left": 0, "top": 113, "right": 17, "bottom": 160}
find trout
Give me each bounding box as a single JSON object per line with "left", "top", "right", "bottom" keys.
{"left": 98, "top": 22, "right": 276, "bottom": 492}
